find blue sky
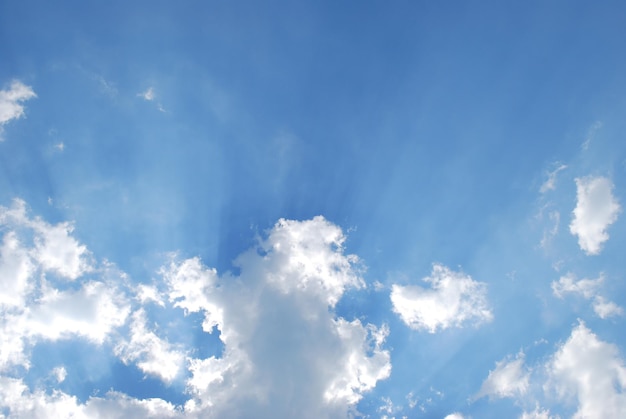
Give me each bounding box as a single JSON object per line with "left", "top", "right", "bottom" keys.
{"left": 1, "top": 1, "right": 626, "bottom": 418}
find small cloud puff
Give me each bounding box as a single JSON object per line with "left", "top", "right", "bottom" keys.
{"left": 390, "top": 264, "right": 492, "bottom": 333}
{"left": 540, "top": 164, "right": 567, "bottom": 194}
{"left": 569, "top": 176, "right": 621, "bottom": 255}
{"left": 139, "top": 87, "right": 156, "bottom": 101}
{"left": 138, "top": 87, "right": 165, "bottom": 112}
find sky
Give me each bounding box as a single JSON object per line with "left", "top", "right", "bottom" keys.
{"left": 1, "top": 1, "right": 626, "bottom": 418}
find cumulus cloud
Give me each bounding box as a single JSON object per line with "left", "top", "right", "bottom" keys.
{"left": 547, "top": 321, "right": 626, "bottom": 418}
{"left": 0, "top": 80, "right": 36, "bottom": 140}
{"left": 592, "top": 296, "right": 624, "bottom": 319}
{"left": 390, "top": 264, "right": 492, "bottom": 332}
{"left": 569, "top": 176, "right": 621, "bottom": 255}
{"left": 166, "top": 216, "right": 390, "bottom": 417}
{"left": 476, "top": 352, "right": 530, "bottom": 400}
{"left": 551, "top": 273, "right": 623, "bottom": 319}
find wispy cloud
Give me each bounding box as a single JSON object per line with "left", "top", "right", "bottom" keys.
{"left": 540, "top": 164, "right": 567, "bottom": 194}
{"left": 581, "top": 120, "right": 603, "bottom": 151}
{"left": 547, "top": 321, "right": 626, "bottom": 418}
{"left": 475, "top": 352, "right": 530, "bottom": 400}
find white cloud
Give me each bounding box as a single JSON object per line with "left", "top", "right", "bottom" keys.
{"left": 135, "top": 284, "right": 165, "bottom": 307}
{"left": 476, "top": 352, "right": 530, "bottom": 399}
{"left": 139, "top": 87, "right": 156, "bottom": 101}
{"left": 569, "top": 176, "right": 621, "bottom": 255}
{"left": 164, "top": 216, "right": 390, "bottom": 417}
{"left": 540, "top": 164, "right": 567, "bottom": 193}
{"left": 0, "top": 199, "right": 126, "bottom": 371}
{"left": 477, "top": 322, "right": 626, "bottom": 418}
{"left": 547, "top": 321, "right": 626, "bottom": 418}
{"left": 519, "top": 406, "right": 556, "bottom": 419}
{"left": 0, "top": 231, "right": 35, "bottom": 307}
{"left": 444, "top": 413, "right": 465, "bottom": 419}
{"left": 0, "top": 80, "right": 36, "bottom": 140}
{"left": 31, "top": 219, "right": 92, "bottom": 280}
{"left": 0, "top": 199, "right": 93, "bottom": 280}
{"left": 138, "top": 87, "right": 166, "bottom": 112}
{"left": 26, "top": 280, "right": 130, "bottom": 344}
{"left": 390, "top": 264, "right": 492, "bottom": 333}
{"left": 592, "top": 296, "right": 624, "bottom": 319}
{"left": 0, "top": 377, "right": 182, "bottom": 419}
{"left": 114, "top": 309, "right": 185, "bottom": 383}
{"left": 551, "top": 273, "right": 623, "bottom": 319}
{"left": 51, "top": 366, "right": 67, "bottom": 383}
{"left": 551, "top": 273, "right": 603, "bottom": 299}
{"left": 162, "top": 256, "right": 222, "bottom": 332}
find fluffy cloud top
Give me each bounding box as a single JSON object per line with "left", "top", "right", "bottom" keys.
{"left": 0, "top": 80, "right": 36, "bottom": 140}
{"left": 569, "top": 176, "right": 621, "bottom": 255}
{"left": 166, "top": 216, "right": 390, "bottom": 418}
{"left": 390, "top": 264, "right": 492, "bottom": 333}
